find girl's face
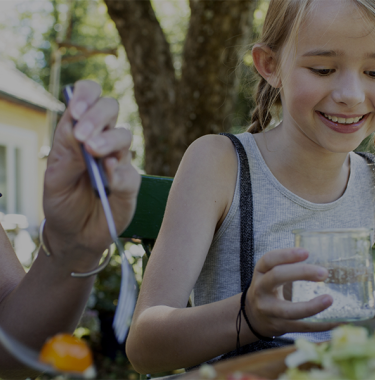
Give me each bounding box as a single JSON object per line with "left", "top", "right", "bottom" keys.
{"left": 279, "top": 0, "right": 375, "bottom": 154}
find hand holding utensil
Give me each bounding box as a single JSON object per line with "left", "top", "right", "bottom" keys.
{"left": 62, "top": 85, "right": 137, "bottom": 343}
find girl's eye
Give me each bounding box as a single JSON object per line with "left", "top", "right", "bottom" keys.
{"left": 309, "top": 68, "right": 334, "bottom": 76}
{"left": 365, "top": 71, "right": 375, "bottom": 78}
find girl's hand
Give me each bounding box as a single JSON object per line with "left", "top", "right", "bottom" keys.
{"left": 42, "top": 80, "right": 141, "bottom": 270}
{"left": 246, "top": 248, "right": 338, "bottom": 338}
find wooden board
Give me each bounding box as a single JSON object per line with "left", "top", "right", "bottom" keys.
{"left": 181, "top": 345, "right": 296, "bottom": 380}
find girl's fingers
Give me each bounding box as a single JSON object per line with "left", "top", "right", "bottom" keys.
{"left": 252, "top": 297, "right": 337, "bottom": 336}
{"left": 85, "top": 127, "right": 133, "bottom": 157}
{"left": 256, "top": 248, "right": 309, "bottom": 274}
{"left": 265, "top": 294, "right": 333, "bottom": 320}
{"left": 74, "top": 97, "right": 119, "bottom": 142}
{"left": 283, "top": 320, "right": 341, "bottom": 334}
{"left": 260, "top": 262, "right": 328, "bottom": 291}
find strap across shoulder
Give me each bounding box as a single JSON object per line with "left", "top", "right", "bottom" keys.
{"left": 219, "top": 132, "right": 254, "bottom": 292}
{"left": 219, "top": 133, "right": 293, "bottom": 359}
{"left": 355, "top": 151, "right": 375, "bottom": 166}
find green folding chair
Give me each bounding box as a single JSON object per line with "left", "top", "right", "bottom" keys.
{"left": 121, "top": 174, "right": 173, "bottom": 277}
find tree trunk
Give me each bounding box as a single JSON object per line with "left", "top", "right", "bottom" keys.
{"left": 104, "top": 0, "right": 176, "bottom": 176}
{"left": 105, "top": 0, "right": 256, "bottom": 177}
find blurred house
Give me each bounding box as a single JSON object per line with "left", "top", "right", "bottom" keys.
{"left": 0, "top": 59, "right": 65, "bottom": 232}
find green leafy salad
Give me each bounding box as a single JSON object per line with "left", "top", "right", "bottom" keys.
{"left": 279, "top": 325, "right": 375, "bottom": 380}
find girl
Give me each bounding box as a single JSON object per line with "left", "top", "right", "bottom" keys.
{"left": 126, "top": 0, "right": 375, "bottom": 373}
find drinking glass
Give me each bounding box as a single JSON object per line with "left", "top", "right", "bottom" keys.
{"left": 292, "top": 228, "right": 375, "bottom": 322}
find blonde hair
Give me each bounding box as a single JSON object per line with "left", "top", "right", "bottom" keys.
{"left": 249, "top": 0, "right": 375, "bottom": 133}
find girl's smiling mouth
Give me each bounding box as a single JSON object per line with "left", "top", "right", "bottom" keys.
{"left": 317, "top": 111, "right": 369, "bottom": 134}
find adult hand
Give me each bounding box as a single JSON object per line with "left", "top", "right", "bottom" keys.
{"left": 42, "top": 80, "right": 140, "bottom": 270}
{"left": 246, "top": 248, "right": 339, "bottom": 338}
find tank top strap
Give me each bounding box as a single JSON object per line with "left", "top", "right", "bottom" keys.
{"left": 220, "top": 133, "right": 254, "bottom": 291}
{"left": 218, "top": 133, "right": 294, "bottom": 361}
{"left": 355, "top": 151, "right": 375, "bottom": 165}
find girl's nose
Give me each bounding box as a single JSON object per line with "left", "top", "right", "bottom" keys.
{"left": 331, "top": 73, "right": 365, "bottom": 108}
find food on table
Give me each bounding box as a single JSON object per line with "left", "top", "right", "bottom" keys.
{"left": 199, "top": 363, "right": 268, "bottom": 380}
{"left": 226, "top": 372, "right": 269, "bottom": 380}
{"left": 199, "top": 364, "right": 217, "bottom": 379}
{"left": 39, "top": 333, "right": 96, "bottom": 378}
{"left": 280, "top": 325, "right": 375, "bottom": 380}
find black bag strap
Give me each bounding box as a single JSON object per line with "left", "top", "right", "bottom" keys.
{"left": 219, "top": 133, "right": 291, "bottom": 359}
{"left": 355, "top": 151, "right": 375, "bottom": 165}
{"left": 220, "top": 133, "right": 254, "bottom": 291}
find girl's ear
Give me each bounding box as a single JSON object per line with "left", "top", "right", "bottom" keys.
{"left": 252, "top": 44, "right": 281, "bottom": 88}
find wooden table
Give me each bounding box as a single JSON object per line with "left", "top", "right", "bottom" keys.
{"left": 181, "top": 345, "right": 296, "bottom": 380}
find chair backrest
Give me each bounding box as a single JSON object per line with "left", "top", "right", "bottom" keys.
{"left": 120, "top": 174, "right": 173, "bottom": 246}
{"left": 122, "top": 174, "right": 190, "bottom": 316}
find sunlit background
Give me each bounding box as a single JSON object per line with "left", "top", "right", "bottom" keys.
{"left": 0, "top": 1, "right": 269, "bottom": 378}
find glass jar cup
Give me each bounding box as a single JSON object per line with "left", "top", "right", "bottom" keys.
{"left": 292, "top": 228, "right": 375, "bottom": 322}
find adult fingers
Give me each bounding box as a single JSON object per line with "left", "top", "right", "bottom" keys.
{"left": 85, "top": 127, "right": 132, "bottom": 158}
{"left": 261, "top": 262, "right": 328, "bottom": 291}
{"left": 74, "top": 97, "right": 119, "bottom": 143}
{"left": 104, "top": 149, "right": 141, "bottom": 194}
{"left": 256, "top": 248, "right": 309, "bottom": 274}
{"left": 51, "top": 80, "right": 104, "bottom": 153}
{"left": 69, "top": 80, "right": 102, "bottom": 120}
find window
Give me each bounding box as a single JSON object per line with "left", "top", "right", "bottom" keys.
{"left": 0, "top": 146, "right": 6, "bottom": 213}
{"left": 0, "top": 124, "right": 38, "bottom": 227}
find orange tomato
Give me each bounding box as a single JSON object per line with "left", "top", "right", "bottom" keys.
{"left": 39, "top": 333, "right": 94, "bottom": 373}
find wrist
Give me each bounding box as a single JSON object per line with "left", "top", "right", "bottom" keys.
{"left": 236, "top": 281, "right": 275, "bottom": 351}
{"left": 40, "top": 219, "right": 110, "bottom": 275}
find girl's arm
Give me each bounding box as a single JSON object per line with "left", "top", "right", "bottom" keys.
{"left": 0, "top": 80, "right": 140, "bottom": 379}
{"left": 126, "top": 135, "right": 337, "bottom": 374}
{"left": 127, "top": 135, "right": 253, "bottom": 372}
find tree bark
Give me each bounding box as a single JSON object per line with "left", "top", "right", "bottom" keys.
{"left": 105, "top": 0, "right": 256, "bottom": 176}
{"left": 104, "top": 0, "right": 176, "bottom": 176}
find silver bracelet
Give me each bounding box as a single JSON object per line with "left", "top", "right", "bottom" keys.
{"left": 39, "top": 218, "right": 112, "bottom": 277}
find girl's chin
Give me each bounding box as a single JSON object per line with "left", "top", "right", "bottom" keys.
{"left": 318, "top": 138, "right": 365, "bottom": 154}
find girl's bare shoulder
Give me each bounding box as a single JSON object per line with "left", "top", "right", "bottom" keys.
{"left": 173, "top": 134, "right": 238, "bottom": 225}
{"left": 178, "top": 134, "right": 237, "bottom": 180}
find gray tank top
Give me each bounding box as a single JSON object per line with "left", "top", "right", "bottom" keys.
{"left": 193, "top": 132, "right": 375, "bottom": 346}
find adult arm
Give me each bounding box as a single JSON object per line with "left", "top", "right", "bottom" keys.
{"left": 0, "top": 80, "right": 140, "bottom": 379}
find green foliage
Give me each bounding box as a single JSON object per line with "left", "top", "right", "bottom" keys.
{"left": 253, "top": 0, "right": 271, "bottom": 36}
{"left": 95, "top": 353, "right": 139, "bottom": 380}
{"left": 11, "top": 0, "right": 120, "bottom": 98}
{"left": 232, "top": 0, "right": 270, "bottom": 131}
{"left": 0, "top": 0, "right": 145, "bottom": 169}
{"left": 151, "top": 0, "right": 190, "bottom": 76}
{"left": 93, "top": 242, "right": 143, "bottom": 314}
{"left": 355, "top": 133, "right": 375, "bottom": 154}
